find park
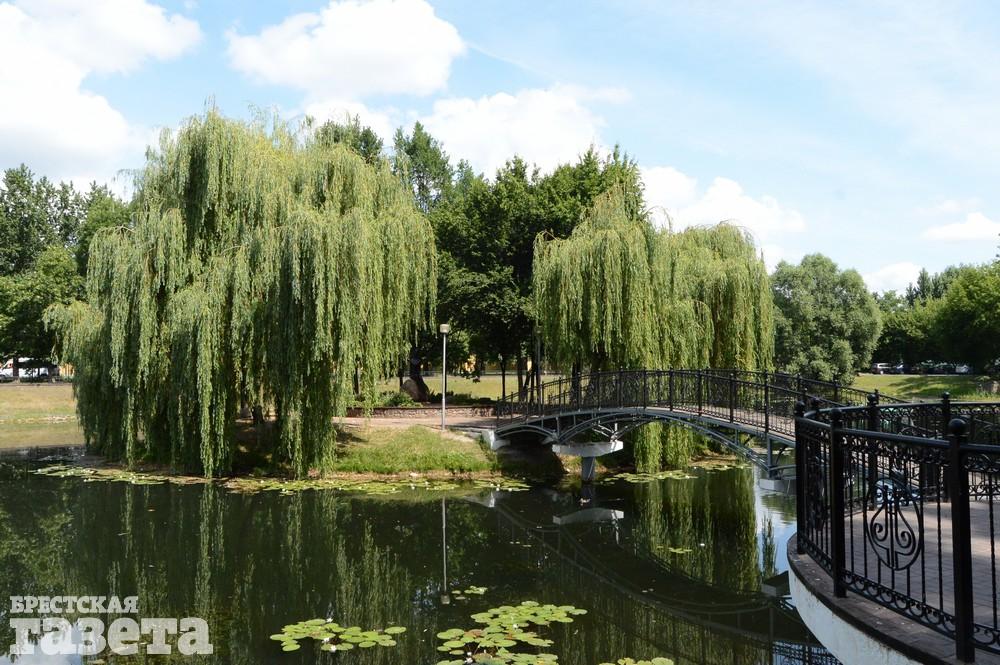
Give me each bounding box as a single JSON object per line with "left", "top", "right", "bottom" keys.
{"left": 2, "top": 3, "right": 1000, "bottom": 665}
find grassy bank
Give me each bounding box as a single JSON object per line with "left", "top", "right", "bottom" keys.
{"left": 376, "top": 372, "right": 564, "bottom": 401}
{"left": 328, "top": 426, "right": 494, "bottom": 474}
{"left": 851, "top": 373, "right": 996, "bottom": 401}
{"left": 0, "top": 383, "right": 76, "bottom": 420}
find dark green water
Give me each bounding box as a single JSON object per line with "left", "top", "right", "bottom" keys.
{"left": 0, "top": 450, "right": 834, "bottom": 664}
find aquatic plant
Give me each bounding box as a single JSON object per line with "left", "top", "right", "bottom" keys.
{"left": 435, "top": 601, "right": 586, "bottom": 664}
{"left": 46, "top": 109, "right": 437, "bottom": 477}
{"left": 31, "top": 464, "right": 533, "bottom": 498}
{"left": 598, "top": 470, "right": 695, "bottom": 484}
{"left": 270, "top": 619, "right": 405, "bottom": 653}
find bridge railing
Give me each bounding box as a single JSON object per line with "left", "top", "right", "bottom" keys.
{"left": 494, "top": 368, "right": 900, "bottom": 441}
{"left": 796, "top": 398, "right": 1000, "bottom": 661}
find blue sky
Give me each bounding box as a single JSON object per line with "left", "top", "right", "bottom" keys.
{"left": 2, "top": 0, "right": 999, "bottom": 292}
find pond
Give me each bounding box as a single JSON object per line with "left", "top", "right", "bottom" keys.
{"left": 0, "top": 449, "right": 835, "bottom": 664}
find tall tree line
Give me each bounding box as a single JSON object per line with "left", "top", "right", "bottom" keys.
{"left": 874, "top": 263, "right": 1000, "bottom": 372}
{"left": 0, "top": 166, "right": 130, "bottom": 377}
{"left": 393, "top": 121, "right": 645, "bottom": 397}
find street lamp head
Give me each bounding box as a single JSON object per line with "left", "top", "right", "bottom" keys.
{"left": 439, "top": 323, "right": 451, "bottom": 335}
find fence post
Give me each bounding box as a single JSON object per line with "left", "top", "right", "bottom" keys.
{"left": 942, "top": 392, "right": 953, "bottom": 499}
{"left": 697, "top": 370, "right": 703, "bottom": 416}
{"left": 941, "top": 392, "right": 952, "bottom": 438}
{"left": 948, "top": 417, "right": 975, "bottom": 662}
{"left": 763, "top": 372, "right": 771, "bottom": 465}
{"left": 866, "top": 392, "right": 880, "bottom": 495}
{"left": 729, "top": 371, "right": 736, "bottom": 423}
{"left": 830, "top": 408, "right": 847, "bottom": 598}
{"left": 617, "top": 368, "right": 623, "bottom": 407}
{"left": 794, "top": 400, "right": 806, "bottom": 555}
{"left": 668, "top": 370, "right": 675, "bottom": 411}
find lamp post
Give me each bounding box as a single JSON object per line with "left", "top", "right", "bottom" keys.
{"left": 439, "top": 323, "right": 450, "bottom": 430}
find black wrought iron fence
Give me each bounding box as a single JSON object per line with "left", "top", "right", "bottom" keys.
{"left": 796, "top": 401, "right": 1000, "bottom": 661}
{"left": 495, "top": 368, "right": 901, "bottom": 445}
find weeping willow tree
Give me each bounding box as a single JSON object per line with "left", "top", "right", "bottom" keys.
{"left": 533, "top": 186, "right": 773, "bottom": 469}
{"left": 47, "top": 110, "right": 436, "bottom": 476}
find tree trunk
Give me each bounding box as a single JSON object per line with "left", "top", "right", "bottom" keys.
{"left": 516, "top": 351, "right": 524, "bottom": 398}
{"left": 12, "top": 356, "right": 19, "bottom": 382}
{"left": 500, "top": 355, "right": 506, "bottom": 397}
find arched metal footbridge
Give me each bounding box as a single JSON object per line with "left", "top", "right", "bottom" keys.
{"left": 493, "top": 369, "right": 901, "bottom": 476}
{"left": 494, "top": 367, "right": 1000, "bottom": 661}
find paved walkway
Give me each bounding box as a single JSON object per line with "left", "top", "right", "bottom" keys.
{"left": 842, "top": 497, "right": 1000, "bottom": 640}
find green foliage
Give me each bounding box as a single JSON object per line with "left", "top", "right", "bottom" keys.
{"left": 936, "top": 262, "right": 1000, "bottom": 370}
{"left": 0, "top": 165, "right": 85, "bottom": 276}
{"left": 313, "top": 115, "right": 384, "bottom": 165}
{"left": 75, "top": 184, "right": 132, "bottom": 275}
{"left": 269, "top": 619, "right": 405, "bottom": 653}
{"left": 772, "top": 253, "right": 881, "bottom": 383}
{"left": 599, "top": 659, "right": 673, "bottom": 665}
{"left": 431, "top": 146, "right": 646, "bottom": 378}
{"left": 46, "top": 110, "right": 436, "bottom": 476}
{"left": 0, "top": 245, "right": 81, "bottom": 361}
{"left": 874, "top": 298, "right": 942, "bottom": 364}
{"left": 533, "top": 188, "right": 772, "bottom": 469}
{"left": 534, "top": 188, "right": 773, "bottom": 372}
{"left": 435, "top": 601, "right": 586, "bottom": 664}
{"left": 394, "top": 121, "right": 454, "bottom": 212}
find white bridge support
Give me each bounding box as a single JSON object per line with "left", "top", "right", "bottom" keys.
{"left": 552, "top": 441, "right": 624, "bottom": 481}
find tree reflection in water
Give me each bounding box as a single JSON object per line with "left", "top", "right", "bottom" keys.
{"left": 0, "top": 461, "right": 832, "bottom": 664}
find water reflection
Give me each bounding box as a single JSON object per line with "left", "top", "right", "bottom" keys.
{"left": 0, "top": 458, "right": 834, "bottom": 664}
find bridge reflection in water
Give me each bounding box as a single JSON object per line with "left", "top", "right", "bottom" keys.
{"left": 469, "top": 474, "right": 837, "bottom": 665}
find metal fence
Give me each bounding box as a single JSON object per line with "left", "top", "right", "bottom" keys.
{"left": 796, "top": 398, "right": 1000, "bottom": 661}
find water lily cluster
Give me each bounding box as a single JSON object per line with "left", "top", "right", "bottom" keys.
{"left": 269, "top": 619, "right": 405, "bottom": 653}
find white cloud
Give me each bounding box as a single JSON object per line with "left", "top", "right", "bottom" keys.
{"left": 916, "top": 198, "right": 982, "bottom": 217}
{"left": 921, "top": 212, "right": 1000, "bottom": 241}
{"left": 420, "top": 87, "right": 605, "bottom": 175}
{"left": 642, "top": 167, "right": 698, "bottom": 220}
{"left": 643, "top": 169, "right": 805, "bottom": 236}
{"left": 863, "top": 261, "right": 922, "bottom": 293}
{"left": 19, "top": 0, "right": 200, "bottom": 74}
{"left": 641, "top": 167, "right": 805, "bottom": 269}
{"left": 0, "top": 1, "right": 199, "bottom": 183}
{"left": 226, "top": 0, "right": 464, "bottom": 99}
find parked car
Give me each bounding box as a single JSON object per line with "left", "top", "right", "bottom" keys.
{"left": 871, "top": 363, "right": 892, "bottom": 374}
{"left": 955, "top": 364, "right": 972, "bottom": 375}
{"left": 0, "top": 358, "right": 54, "bottom": 379}
{"left": 892, "top": 364, "right": 910, "bottom": 374}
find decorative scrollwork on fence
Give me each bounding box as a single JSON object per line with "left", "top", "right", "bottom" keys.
{"left": 866, "top": 475, "right": 923, "bottom": 571}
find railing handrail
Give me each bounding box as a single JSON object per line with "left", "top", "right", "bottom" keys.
{"left": 797, "top": 398, "right": 1000, "bottom": 661}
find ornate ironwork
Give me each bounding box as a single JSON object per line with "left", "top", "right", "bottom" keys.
{"left": 866, "top": 476, "right": 923, "bottom": 570}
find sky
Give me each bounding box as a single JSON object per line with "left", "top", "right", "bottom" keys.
{"left": 2, "top": 0, "right": 999, "bottom": 293}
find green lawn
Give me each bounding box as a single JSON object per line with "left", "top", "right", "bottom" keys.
{"left": 0, "top": 383, "right": 77, "bottom": 420}
{"left": 328, "top": 425, "right": 494, "bottom": 474}
{"left": 376, "top": 372, "right": 560, "bottom": 401}
{"left": 0, "top": 420, "right": 84, "bottom": 449}
{"left": 851, "top": 373, "right": 997, "bottom": 401}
